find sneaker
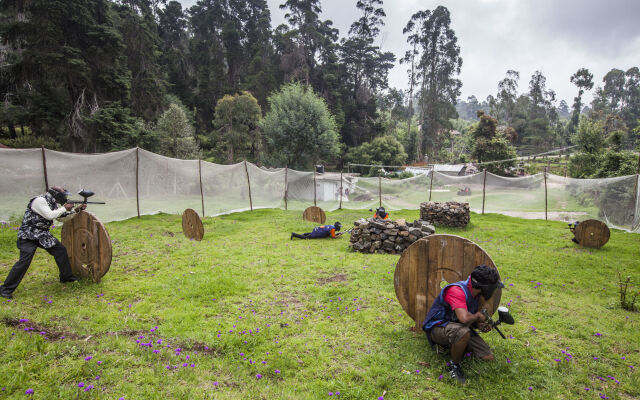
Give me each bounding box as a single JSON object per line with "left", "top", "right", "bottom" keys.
{"left": 0, "top": 291, "right": 13, "bottom": 300}
{"left": 61, "top": 276, "right": 79, "bottom": 283}
{"left": 448, "top": 363, "right": 466, "bottom": 384}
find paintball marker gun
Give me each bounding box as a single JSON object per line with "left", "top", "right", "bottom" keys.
{"left": 336, "top": 228, "right": 353, "bottom": 237}
{"left": 481, "top": 306, "right": 515, "bottom": 339}
{"left": 68, "top": 189, "right": 106, "bottom": 205}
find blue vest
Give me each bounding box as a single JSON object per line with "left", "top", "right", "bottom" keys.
{"left": 309, "top": 225, "right": 335, "bottom": 238}
{"left": 422, "top": 278, "right": 479, "bottom": 344}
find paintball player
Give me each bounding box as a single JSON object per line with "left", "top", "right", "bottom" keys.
{"left": 0, "top": 187, "right": 86, "bottom": 299}
{"left": 291, "top": 222, "right": 342, "bottom": 240}
{"left": 422, "top": 264, "right": 505, "bottom": 384}
{"left": 373, "top": 207, "right": 389, "bottom": 220}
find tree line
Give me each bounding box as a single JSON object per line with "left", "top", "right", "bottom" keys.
{"left": 1, "top": 0, "right": 638, "bottom": 176}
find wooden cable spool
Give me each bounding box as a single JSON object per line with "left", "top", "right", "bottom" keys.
{"left": 394, "top": 234, "right": 502, "bottom": 330}
{"left": 61, "top": 211, "right": 112, "bottom": 283}
{"left": 182, "top": 208, "right": 204, "bottom": 241}
{"left": 302, "top": 206, "right": 326, "bottom": 224}
{"left": 573, "top": 219, "right": 610, "bottom": 249}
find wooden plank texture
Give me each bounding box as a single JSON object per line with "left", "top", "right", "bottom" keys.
{"left": 182, "top": 208, "right": 204, "bottom": 241}
{"left": 61, "top": 211, "right": 112, "bottom": 283}
{"left": 302, "top": 206, "right": 326, "bottom": 224}
{"left": 394, "top": 234, "right": 502, "bottom": 329}
{"left": 574, "top": 219, "right": 610, "bottom": 249}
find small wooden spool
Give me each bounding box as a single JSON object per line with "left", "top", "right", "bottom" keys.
{"left": 302, "top": 206, "right": 326, "bottom": 224}
{"left": 61, "top": 211, "right": 112, "bottom": 283}
{"left": 182, "top": 208, "right": 204, "bottom": 241}
{"left": 573, "top": 219, "right": 610, "bottom": 249}
{"left": 394, "top": 234, "right": 502, "bottom": 330}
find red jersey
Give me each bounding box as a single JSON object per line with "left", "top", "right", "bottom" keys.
{"left": 443, "top": 278, "right": 477, "bottom": 310}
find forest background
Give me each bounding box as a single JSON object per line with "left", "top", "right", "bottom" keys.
{"left": 1, "top": 0, "right": 639, "bottom": 179}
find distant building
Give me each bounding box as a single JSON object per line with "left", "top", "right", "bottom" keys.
{"left": 288, "top": 171, "right": 359, "bottom": 202}
{"left": 405, "top": 164, "right": 467, "bottom": 176}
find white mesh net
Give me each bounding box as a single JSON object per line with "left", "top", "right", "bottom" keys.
{"left": 0, "top": 148, "right": 638, "bottom": 233}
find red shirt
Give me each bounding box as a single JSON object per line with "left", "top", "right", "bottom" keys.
{"left": 443, "top": 279, "right": 477, "bottom": 311}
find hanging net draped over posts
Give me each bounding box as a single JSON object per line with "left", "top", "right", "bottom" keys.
{"left": 0, "top": 148, "right": 47, "bottom": 221}
{"left": 42, "top": 148, "right": 138, "bottom": 222}
{"left": 0, "top": 148, "right": 638, "bottom": 233}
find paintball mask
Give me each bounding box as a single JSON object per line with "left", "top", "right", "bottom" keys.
{"left": 48, "top": 187, "right": 71, "bottom": 205}
{"left": 472, "top": 277, "right": 505, "bottom": 300}
{"left": 334, "top": 222, "right": 342, "bottom": 231}
{"left": 376, "top": 207, "right": 387, "bottom": 218}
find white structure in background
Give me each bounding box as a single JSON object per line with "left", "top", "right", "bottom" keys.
{"left": 288, "top": 172, "right": 359, "bottom": 202}
{"left": 316, "top": 172, "right": 358, "bottom": 201}
{"left": 405, "top": 164, "right": 468, "bottom": 176}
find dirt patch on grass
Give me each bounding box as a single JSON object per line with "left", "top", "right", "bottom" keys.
{"left": 317, "top": 273, "right": 348, "bottom": 285}
{"left": 2, "top": 317, "right": 81, "bottom": 341}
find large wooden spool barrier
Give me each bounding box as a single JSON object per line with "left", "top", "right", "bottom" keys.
{"left": 574, "top": 219, "right": 610, "bottom": 249}
{"left": 61, "top": 211, "right": 112, "bottom": 283}
{"left": 182, "top": 208, "right": 204, "bottom": 241}
{"left": 302, "top": 206, "right": 326, "bottom": 224}
{"left": 394, "top": 234, "right": 502, "bottom": 330}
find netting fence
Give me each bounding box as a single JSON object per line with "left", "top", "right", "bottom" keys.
{"left": 1, "top": 147, "right": 639, "bottom": 233}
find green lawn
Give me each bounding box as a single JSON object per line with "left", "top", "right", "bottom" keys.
{"left": 0, "top": 209, "right": 639, "bottom": 399}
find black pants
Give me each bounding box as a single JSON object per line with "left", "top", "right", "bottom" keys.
{"left": 291, "top": 232, "right": 312, "bottom": 239}
{"left": 0, "top": 238, "right": 75, "bottom": 295}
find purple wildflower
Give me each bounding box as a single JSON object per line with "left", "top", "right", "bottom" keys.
{"left": 213, "top": 382, "right": 219, "bottom": 387}
{"left": 528, "top": 387, "right": 533, "bottom": 391}
{"left": 594, "top": 332, "right": 602, "bottom": 337}
{"left": 329, "top": 393, "right": 333, "bottom": 397}
{"left": 275, "top": 369, "right": 281, "bottom": 374}
{"left": 25, "top": 389, "right": 34, "bottom": 395}
{"left": 256, "top": 374, "right": 262, "bottom": 379}
{"left": 438, "top": 374, "right": 443, "bottom": 380}
{"left": 78, "top": 382, "right": 85, "bottom": 388}
{"left": 84, "top": 356, "right": 92, "bottom": 361}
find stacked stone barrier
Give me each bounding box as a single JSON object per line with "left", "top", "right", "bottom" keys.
{"left": 349, "top": 218, "right": 435, "bottom": 254}
{"left": 419, "top": 201, "right": 470, "bottom": 227}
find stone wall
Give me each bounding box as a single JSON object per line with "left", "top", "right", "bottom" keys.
{"left": 349, "top": 218, "right": 435, "bottom": 254}
{"left": 419, "top": 201, "right": 470, "bottom": 227}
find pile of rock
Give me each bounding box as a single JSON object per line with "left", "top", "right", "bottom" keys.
{"left": 349, "top": 218, "right": 435, "bottom": 254}
{"left": 419, "top": 201, "right": 470, "bottom": 227}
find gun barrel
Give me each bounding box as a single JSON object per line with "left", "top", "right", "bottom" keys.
{"left": 493, "top": 324, "right": 506, "bottom": 339}
{"left": 69, "top": 200, "right": 106, "bottom": 205}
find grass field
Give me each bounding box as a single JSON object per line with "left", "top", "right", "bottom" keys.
{"left": 0, "top": 209, "right": 639, "bottom": 399}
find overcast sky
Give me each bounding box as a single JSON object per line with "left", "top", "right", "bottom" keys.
{"left": 178, "top": 0, "right": 640, "bottom": 105}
